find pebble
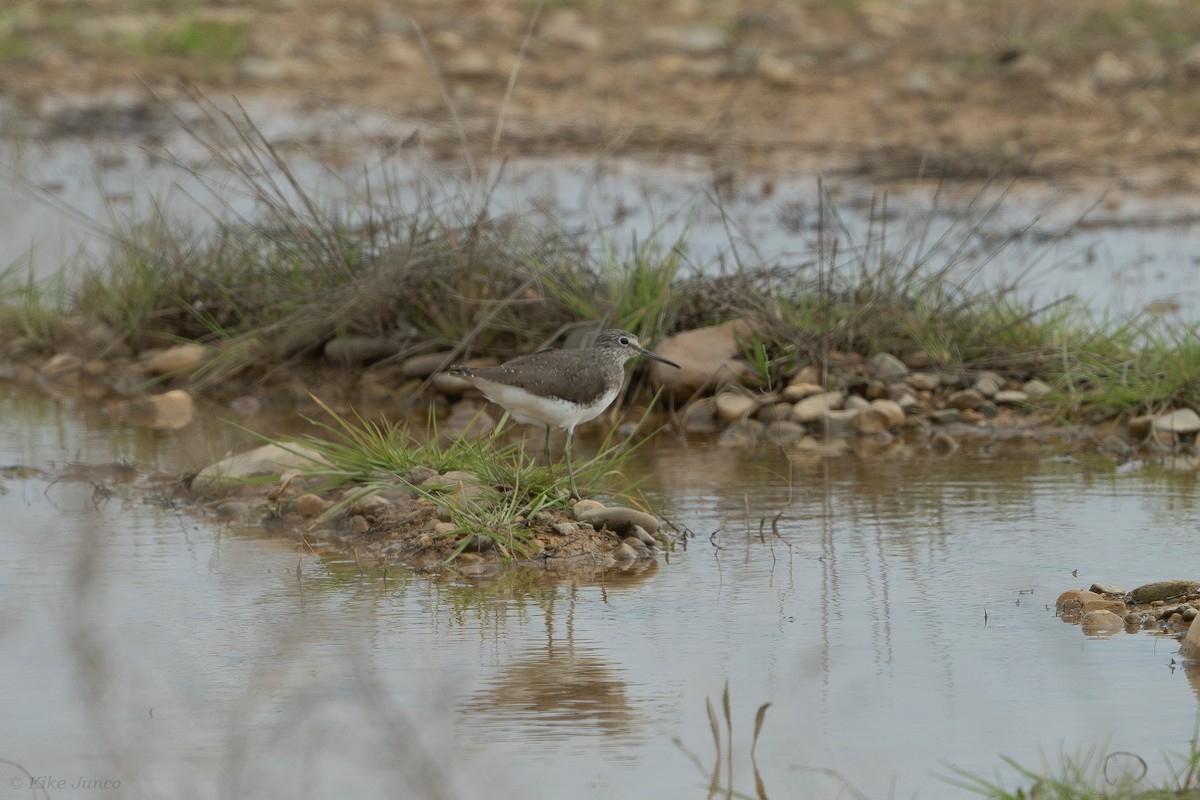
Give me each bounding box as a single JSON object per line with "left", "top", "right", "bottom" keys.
{"left": 928, "top": 409, "right": 963, "bottom": 425}
{"left": 577, "top": 505, "right": 659, "bottom": 536}
{"left": 781, "top": 381, "right": 822, "bottom": 402}
{"left": 868, "top": 352, "right": 908, "bottom": 380}
{"left": 993, "top": 390, "right": 1028, "bottom": 405}
{"left": 1056, "top": 588, "right": 1104, "bottom": 611}
{"left": 40, "top": 353, "right": 83, "bottom": 379}
{"left": 294, "top": 493, "right": 330, "bottom": 518}
{"left": 1153, "top": 408, "right": 1200, "bottom": 435}
{"left": 905, "top": 373, "right": 940, "bottom": 391}
{"left": 628, "top": 525, "right": 658, "bottom": 547}
{"left": 401, "top": 351, "right": 457, "bottom": 378}
{"left": 792, "top": 391, "right": 844, "bottom": 422}
{"left": 572, "top": 498, "right": 605, "bottom": 516}
{"left": 1022, "top": 379, "right": 1051, "bottom": 398}
{"left": 818, "top": 409, "right": 859, "bottom": 437}
{"left": 350, "top": 494, "right": 390, "bottom": 517}
{"left": 715, "top": 390, "right": 760, "bottom": 422}
{"left": 754, "top": 402, "right": 794, "bottom": 424}
{"left": 946, "top": 388, "right": 984, "bottom": 411}
{"left": 973, "top": 376, "right": 1001, "bottom": 398}
{"left": 1090, "top": 582, "right": 1126, "bottom": 595}
{"left": 142, "top": 343, "right": 209, "bottom": 375}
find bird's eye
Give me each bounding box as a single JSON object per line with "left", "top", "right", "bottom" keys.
{"left": 619, "top": 336, "right": 630, "bottom": 345}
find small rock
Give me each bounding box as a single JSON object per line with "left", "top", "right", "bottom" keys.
{"left": 141, "top": 343, "right": 208, "bottom": 375}
{"left": 715, "top": 390, "right": 760, "bottom": 422}
{"left": 646, "top": 24, "right": 730, "bottom": 55}
{"left": 409, "top": 465, "right": 439, "bottom": 485}
{"left": 577, "top": 506, "right": 659, "bottom": 536}
{"left": 649, "top": 321, "right": 755, "bottom": 399}
{"left": 324, "top": 336, "right": 394, "bottom": 365}
{"left": 792, "top": 391, "right": 844, "bottom": 423}
{"left": 40, "top": 353, "right": 83, "bottom": 379}
{"left": 1090, "top": 582, "right": 1126, "bottom": 595}
{"left": 346, "top": 515, "right": 371, "bottom": 535}
{"left": 994, "top": 390, "right": 1028, "bottom": 405}
{"left": 401, "top": 351, "right": 456, "bottom": 378}
{"left": 754, "top": 402, "right": 794, "bottom": 424}
{"left": 1082, "top": 599, "right": 1128, "bottom": 615}
{"left": 905, "top": 373, "right": 940, "bottom": 391}
{"left": 1153, "top": 408, "right": 1200, "bottom": 435}
{"left": 1056, "top": 588, "right": 1104, "bottom": 611}
{"left": 844, "top": 395, "right": 871, "bottom": 411}
{"left": 946, "top": 388, "right": 984, "bottom": 411}
{"left": 973, "top": 376, "right": 1001, "bottom": 398}
{"left": 628, "top": 525, "right": 658, "bottom": 547}
{"left": 212, "top": 500, "right": 252, "bottom": 521}
{"left": 868, "top": 352, "right": 908, "bottom": 380}
{"left": 350, "top": 494, "right": 391, "bottom": 517}
{"left": 552, "top": 522, "right": 578, "bottom": 537}
{"left": 294, "top": 493, "right": 330, "bottom": 518}
{"left": 193, "top": 443, "right": 330, "bottom": 496}
{"left": 572, "top": 499, "right": 605, "bottom": 516}
{"left": 781, "top": 381, "right": 822, "bottom": 402}
{"left": 1022, "top": 379, "right": 1051, "bottom": 398}
{"left": 1129, "top": 579, "right": 1200, "bottom": 605}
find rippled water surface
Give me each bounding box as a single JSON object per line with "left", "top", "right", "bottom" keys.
{"left": 2, "top": 387, "right": 1197, "bottom": 800}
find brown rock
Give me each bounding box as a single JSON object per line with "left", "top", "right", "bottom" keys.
{"left": 294, "top": 493, "right": 330, "bottom": 518}
{"left": 1056, "top": 588, "right": 1104, "bottom": 611}
{"left": 780, "top": 381, "right": 822, "bottom": 402}
{"left": 577, "top": 505, "right": 659, "bottom": 536}
{"left": 141, "top": 343, "right": 209, "bottom": 376}
{"left": 108, "top": 389, "right": 194, "bottom": 430}
{"left": 401, "top": 351, "right": 457, "bottom": 378}
{"left": 946, "top": 388, "right": 984, "bottom": 411}
{"left": 1129, "top": 580, "right": 1200, "bottom": 605}
{"left": 792, "top": 391, "right": 844, "bottom": 423}
{"left": 715, "top": 390, "right": 760, "bottom": 422}
{"left": 40, "top": 353, "right": 83, "bottom": 379}
{"left": 649, "top": 320, "right": 755, "bottom": 399}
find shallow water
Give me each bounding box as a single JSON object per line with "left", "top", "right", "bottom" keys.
{"left": 4, "top": 131, "right": 1200, "bottom": 323}
{"left": 2, "top": 386, "right": 1197, "bottom": 800}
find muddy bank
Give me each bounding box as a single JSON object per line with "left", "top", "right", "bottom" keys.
{"left": 9, "top": 1, "right": 1200, "bottom": 193}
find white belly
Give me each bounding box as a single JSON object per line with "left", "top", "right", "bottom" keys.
{"left": 471, "top": 378, "right": 618, "bottom": 432}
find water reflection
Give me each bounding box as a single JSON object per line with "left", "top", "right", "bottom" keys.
{"left": 3, "top": 384, "right": 1200, "bottom": 799}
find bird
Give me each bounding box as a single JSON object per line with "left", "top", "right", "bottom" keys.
{"left": 449, "top": 328, "right": 681, "bottom": 498}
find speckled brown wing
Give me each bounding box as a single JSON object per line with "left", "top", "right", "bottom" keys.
{"left": 461, "top": 348, "right": 614, "bottom": 407}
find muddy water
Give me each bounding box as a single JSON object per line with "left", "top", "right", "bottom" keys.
{"left": 2, "top": 386, "right": 1197, "bottom": 800}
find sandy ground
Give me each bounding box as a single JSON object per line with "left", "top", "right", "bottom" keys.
{"left": 9, "top": 1, "right": 1200, "bottom": 191}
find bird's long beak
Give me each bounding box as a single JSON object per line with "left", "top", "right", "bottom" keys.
{"left": 640, "top": 347, "right": 681, "bottom": 369}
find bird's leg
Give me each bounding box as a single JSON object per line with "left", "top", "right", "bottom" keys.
{"left": 543, "top": 424, "right": 554, "bottom": 471}
{"left": 565, "top": 427, "right": 581, "bottom": 500}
